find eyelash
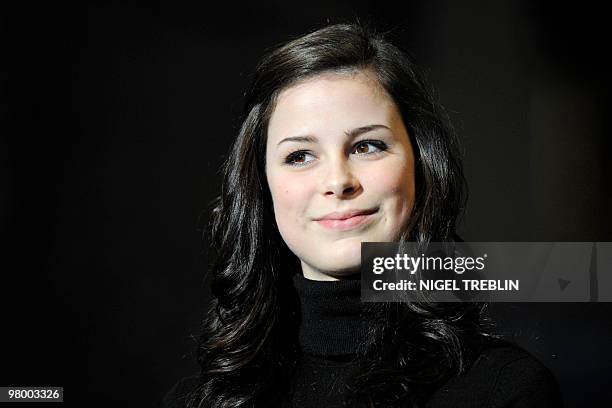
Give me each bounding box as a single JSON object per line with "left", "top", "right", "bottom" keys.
{"left": 283, "top": 140, "right": 389, "bottom": 167}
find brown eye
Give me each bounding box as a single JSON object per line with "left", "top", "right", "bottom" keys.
{"left": 285, "top": 151, "right": 315, "bottom": 166}
{"left": 355, "top": 143, "right": 371, "bottom": 154}
{"left": 353, "top": 140, "right": 387, "bottom": 155}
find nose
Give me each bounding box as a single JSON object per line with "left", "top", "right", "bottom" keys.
{"left": 322, "top": 156, "right": 361, "bottom": 198}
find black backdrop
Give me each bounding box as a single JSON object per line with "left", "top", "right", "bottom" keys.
{"left": 2, "top": 1, "right": 611, "bottom": 406}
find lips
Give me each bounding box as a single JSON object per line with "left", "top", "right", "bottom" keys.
{"left": 314, "top": 208, "right": 378, "bottom": 230}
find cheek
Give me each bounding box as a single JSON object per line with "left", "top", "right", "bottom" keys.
{"left": 365, "top": 162, "right": 415, "bottom": 216}
{"left": 268, "top": 173, "right": 315, "bottom": 233}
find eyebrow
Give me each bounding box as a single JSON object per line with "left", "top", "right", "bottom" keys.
{"left": 276, "top": 124, "right": 390, "bottom": 146}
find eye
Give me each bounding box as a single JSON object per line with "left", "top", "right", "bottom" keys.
{"left": 284, "top": 150, "right": 315, "bottom": 166}
{"left": 352, "top": 140, "right": 388, "bottom": 155}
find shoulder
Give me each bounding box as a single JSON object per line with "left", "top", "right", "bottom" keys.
{"left": 426, "top": 343, "right": 563, "bottom": 408}
{"left": 160, "top": 375, "right": 199, "bottom": 408}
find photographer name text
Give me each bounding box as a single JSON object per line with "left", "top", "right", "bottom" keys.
{"left": 372, "top": 279, "right": 520, "bottom": 292}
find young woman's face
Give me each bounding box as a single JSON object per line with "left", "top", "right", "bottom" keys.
{"left": 265, "top": 70, "right": 415, "bottom": 281}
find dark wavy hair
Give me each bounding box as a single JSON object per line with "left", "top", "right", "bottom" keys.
{"left": 188, "top": 23, "right": 493, "bottom": 408}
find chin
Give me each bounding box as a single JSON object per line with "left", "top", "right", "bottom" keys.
{"left": 318, "top": 245, "right": 362, "bottom": 274}
{"left": 324, "top": 259, "right": 361, "bottom": 274}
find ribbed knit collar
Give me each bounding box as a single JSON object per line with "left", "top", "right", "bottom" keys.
{"left": 292, "top": 273, "right": 368, "bottom": 356}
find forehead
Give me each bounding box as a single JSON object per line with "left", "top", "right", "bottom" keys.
{"left": 267, "top": 70, "right": 398, "bottom": 141}
{"left": 276, "top": 69, "right": 388, "bottom": 104}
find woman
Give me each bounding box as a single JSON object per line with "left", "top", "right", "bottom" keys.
{"left": 163, "top": 23, "right": 561, "bottom": 407}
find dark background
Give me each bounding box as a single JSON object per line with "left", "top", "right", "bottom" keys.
{"left": 2, "top": 0, "right": 610, "bottom": 406}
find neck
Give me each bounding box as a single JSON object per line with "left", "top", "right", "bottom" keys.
{"left": 292, "top": 273, "right": 368, "bottom": 356}
{"left": 300, "top": 261, "right": 361, "bottom": 281}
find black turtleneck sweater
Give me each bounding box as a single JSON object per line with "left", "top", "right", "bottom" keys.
{"left": 287, "top": 273, "right": 366, "bottom": 407}
{"left": 161, "top": 274, "right": 563, "bottom": 408}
